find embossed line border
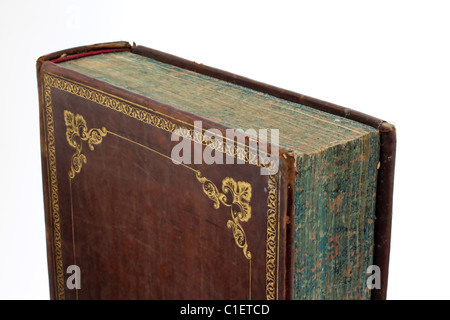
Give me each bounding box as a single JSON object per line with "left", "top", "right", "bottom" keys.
{"left": 42, "top": 72, "right": 282, "bottom": 300}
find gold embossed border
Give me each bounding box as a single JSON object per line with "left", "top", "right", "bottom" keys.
{"left": 43, "top": 78, "right": 65, "bottom": 300}
{"left": 266, "top": 174, "right": 280, "bottom": 300}
{"left": 42, "top": 72, "right": 281, "bottom": 300}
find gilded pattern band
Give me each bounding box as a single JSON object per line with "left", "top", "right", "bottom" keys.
{"left": 43, "top": 77, "right": 66, "bottom": 300}
{"left": 266, "top": 174, "right": 279, "bottom": 300}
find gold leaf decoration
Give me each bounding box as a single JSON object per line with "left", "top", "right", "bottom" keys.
{"left": 43, "top": 78, "right": 65, "bottom": 300}
{"left": 196, "top": 172, "right": 252, "bottom": 260}
{"left": 64, "top": 110, "right": 107, "bottom": 179}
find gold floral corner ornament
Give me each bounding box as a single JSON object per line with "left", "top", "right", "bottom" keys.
{"left": 196, "top": 172, "right": 252, "bottom": 260}
{"left": 64, "top": 110, "right": 107, "bottom": 179}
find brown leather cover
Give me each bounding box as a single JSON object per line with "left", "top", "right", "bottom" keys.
{"left": 37, "top": 41, "right": 395, "bottom": 300}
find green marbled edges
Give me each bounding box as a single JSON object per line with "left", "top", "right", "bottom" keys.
{"left": 294, "top": 131, "right": 379, "bottom": 299}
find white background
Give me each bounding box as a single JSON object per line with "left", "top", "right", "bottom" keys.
{"left": 0, "top": 0, "right": 449, "bottom": 300}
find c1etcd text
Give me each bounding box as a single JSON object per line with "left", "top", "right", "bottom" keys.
{"left": 224, "top": 304, "right": 269, "bottom": 315}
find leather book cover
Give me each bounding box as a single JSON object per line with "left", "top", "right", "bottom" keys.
{"left": 36, "top": 41, "right": 396, "bottom": 300}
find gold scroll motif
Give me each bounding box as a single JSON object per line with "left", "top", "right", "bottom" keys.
{"left": 196, "top": 172, "right": 253, "bottom": 260}
{"left": 64, "top": 110, "right": 107, "bottom": 179}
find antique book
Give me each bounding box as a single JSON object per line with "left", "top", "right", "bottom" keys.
{"left": 36, "top": 41, "right": 396, "bottom": 300}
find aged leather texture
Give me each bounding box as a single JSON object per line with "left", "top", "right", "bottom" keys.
{"left": 37, "top": 42, "right": 395, "bottom": 300}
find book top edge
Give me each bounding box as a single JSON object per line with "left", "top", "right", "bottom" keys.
{"left": 56, "top": 50, "right": 378, "bottom": 155}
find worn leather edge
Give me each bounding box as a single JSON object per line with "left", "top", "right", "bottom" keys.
{"left": 282, "top": 152, "right": 298, "bottom": 300}
{"left": 36, "top": 41, "right": 131, "bottom": 74}
{"left": 36, "top": 59, "right": 56, "bottom": 300}
{"left": 274, "top": 152, "right": 298, "bottom": 300}
{"left": 371, "top": 122, "right": 396, "bottom": 300}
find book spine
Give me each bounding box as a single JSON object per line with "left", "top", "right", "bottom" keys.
{"left": 371, "top": 122, "right": 396, "bottom": 300}
{"left": 36, "top": 59, "right": 57, "bottom": 300}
